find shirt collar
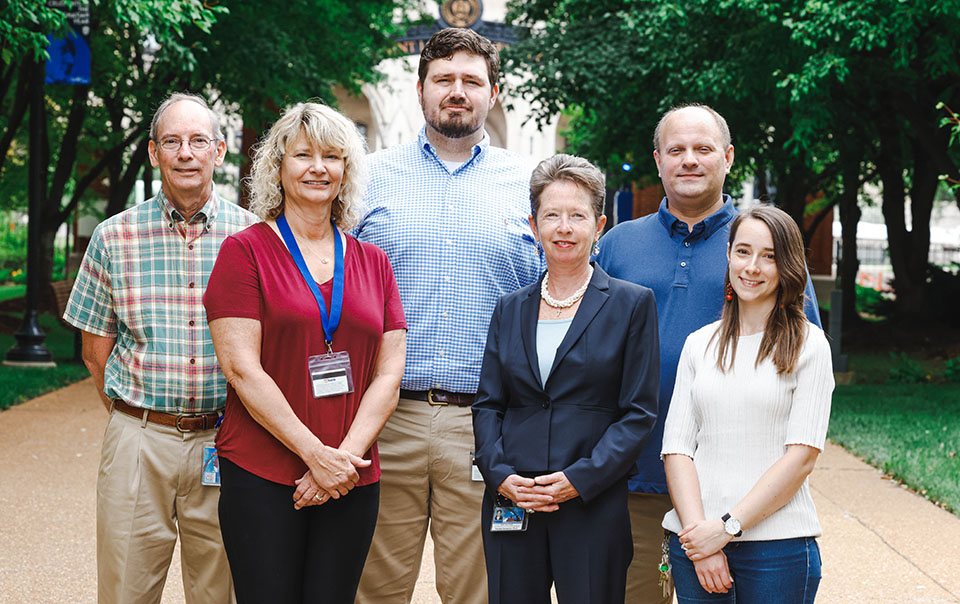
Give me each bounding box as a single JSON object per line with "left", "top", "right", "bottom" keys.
{"left": 417, "top": 125, "right": 488, "bottom": 170}
{"left": 155, "top": 186, "right": 220, "bottom": 227}
{"left": 657, "top": 194, "right": 736, "bottom": 240}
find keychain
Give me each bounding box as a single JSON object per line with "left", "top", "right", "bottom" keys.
{"left": 658, "top": 531, "right": 672, "bottom": 598}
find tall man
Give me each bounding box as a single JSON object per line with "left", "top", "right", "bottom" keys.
{"left": 64, "top": 93, "right": 257, "bottom": 604}
{"left": 354, "top": 28, "right": 541, "bottom": 604}
{"left": 595, "top": 104, "right": 821, "bottom": 603}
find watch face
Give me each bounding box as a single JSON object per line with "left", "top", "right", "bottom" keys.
{"left": 725, "top": 516, "right": 742, "bottom": 536}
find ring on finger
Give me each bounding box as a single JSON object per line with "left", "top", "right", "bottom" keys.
{"left": 681, "top": 542, "right": 689, "bottom": 551}
{"left": 313, "top": 493, "right": 323, "bottom": 502}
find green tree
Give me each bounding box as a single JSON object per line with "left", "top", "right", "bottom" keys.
{"left": 0, "top": 0, "right": 416, "bottom": 295}
{"left": 503, "top": 0, "right": 960, "bottom": 319}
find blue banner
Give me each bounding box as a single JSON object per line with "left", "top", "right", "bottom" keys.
{"left": 45, "top": 1, "right": 91, "bottom": 85}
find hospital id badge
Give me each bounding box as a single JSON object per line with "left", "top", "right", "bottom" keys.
{"left": 308, "top": 351, "right": 354, "bottom": 398}
{"left": 491, "top": 505, "right": 528, "bottom": 532}
{"left": 201, "top": 443, "right": 220, "bottom": 486}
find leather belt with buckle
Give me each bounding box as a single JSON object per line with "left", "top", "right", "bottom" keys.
{"left": 400, "top": 389, "right": 476, "bottom": 407}
{"left": 113, "top": 399, "right": 221, "bottom": 432}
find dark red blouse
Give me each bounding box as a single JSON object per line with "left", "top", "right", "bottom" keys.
{"left": 204, "top": 222, "right": 406, "bottom": 486}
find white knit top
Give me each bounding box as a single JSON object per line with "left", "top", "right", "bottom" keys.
{"left": 661, "top": 320, "right": 834, "bottom": 541}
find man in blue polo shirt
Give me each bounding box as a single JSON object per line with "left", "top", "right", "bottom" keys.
{"left": 595, "top": 104, "right": 821, "bottom": 603}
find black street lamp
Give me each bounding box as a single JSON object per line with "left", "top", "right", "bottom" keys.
{"left": 4, "top": 57, "right": 55, "bottom": 367}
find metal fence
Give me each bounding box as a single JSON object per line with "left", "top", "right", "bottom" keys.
{"left": 834, "top": 239, "right": 960, "bottom": 268}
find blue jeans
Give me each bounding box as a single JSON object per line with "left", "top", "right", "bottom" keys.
{"left": 669, "top": 533, "right": 821, "bottom": 604}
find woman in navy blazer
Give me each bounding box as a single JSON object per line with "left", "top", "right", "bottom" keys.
{"left": 473, "top": 154, "right": 660, "bottom": 604}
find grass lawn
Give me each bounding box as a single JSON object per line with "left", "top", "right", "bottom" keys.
{"left": 0, "top": 284, "right": 26, "bottom": 302}
{"left": 0, "top": 313, "right": 90, "bottom": 411}
{"left": 828, "top": 351, "right": 960, "bottom": 514}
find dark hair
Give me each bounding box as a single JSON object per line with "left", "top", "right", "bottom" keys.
{"left": 529, "top": 154, "right": 606, "bottom": 220}
{"left": 418, "top": 28, "right": 500, "bottom": 89}
{"left": 711, "top": 205, "right": 808, "bottom": 374}
{"left": 653, "top": 103, "right": 730, "bottom": 153}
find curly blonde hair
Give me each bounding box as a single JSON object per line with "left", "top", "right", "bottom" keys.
{"left": 248, "top": 102, "right": 368, "bottom": 229}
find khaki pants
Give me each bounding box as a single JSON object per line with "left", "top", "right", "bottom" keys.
{"left": 356, "top": 398, "right": 486, "bottom": 604}
{"left": 97, "top": 408, "right": 233, "bottom": 604}
{"left": 625, "top": 492, "right": 675, "bottom": 604}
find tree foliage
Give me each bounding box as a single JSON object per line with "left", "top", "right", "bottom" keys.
{"left": 504, "top": 0, "right": 960, "bottom": 319}
{"left": 0, "top": 0, "right": 416, "bottom": 293}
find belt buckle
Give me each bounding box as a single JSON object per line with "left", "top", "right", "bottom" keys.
{"left": 427, "top": 389, "right": 448, "bottom": 406}
{"left": 175, "top": 415, "right": 193, "bottom": 433}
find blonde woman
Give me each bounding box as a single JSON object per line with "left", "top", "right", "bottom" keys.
{"left": 204, "top": 102, "right": 406, "bottom": 603}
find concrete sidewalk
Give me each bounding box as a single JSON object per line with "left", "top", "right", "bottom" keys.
{"left": 1, "top": 378, "right": 958, "bottom": 603}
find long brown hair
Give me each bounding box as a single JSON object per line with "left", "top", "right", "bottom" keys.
{"left": 712, "top": 205, "right": 809, "bottom": 374}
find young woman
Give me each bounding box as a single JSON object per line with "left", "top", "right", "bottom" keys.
{"left": 661, "top": 205, "right": 834, "bottom": 603}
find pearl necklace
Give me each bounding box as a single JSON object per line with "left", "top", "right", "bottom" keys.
{"left": 541, "top": 266, "right": 593, "bottom": 318}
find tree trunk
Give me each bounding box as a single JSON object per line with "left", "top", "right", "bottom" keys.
{"left": 0, "top": 58, "right": 31, "bottom": 176}
{"left": 105, "top": 136, "right": 150, "bottom": 217}
{"left": 838, "top": 160, "right": 862, "bottom": 328}
{"left": 876, "top": 120, "right": 917, "bottom": 316}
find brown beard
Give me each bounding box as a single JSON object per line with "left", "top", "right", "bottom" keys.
{"left": 427, "top": 106, "right": 480, "bottom": 139}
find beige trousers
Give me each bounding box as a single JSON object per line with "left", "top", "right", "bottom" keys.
{"left": 625, "top": 491, "right": 675, "bottom": 604}
{"left": 356, "top": 398, "right": 487, "bottom": 604}
{"left": 96, "top": 408, "right": 233, "bottom": 604}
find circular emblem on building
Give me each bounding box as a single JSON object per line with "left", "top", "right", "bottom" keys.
{"left": 439, "top": 0, "right": 482, "bottom": 29}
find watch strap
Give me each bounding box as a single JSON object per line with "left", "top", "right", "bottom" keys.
{"left": 721, "top": 513, "right": 743, "bottom": 537}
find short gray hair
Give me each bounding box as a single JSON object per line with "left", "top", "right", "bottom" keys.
{"left": 248, "top": 102, "right": 367, "bottom": 230}
{"left": 530, "top": 154, "right": 606, "bottom": 220}
{"left": 149, "top": 92, "right": 224, "bottom": 142}
{"left": 653, "top": 103, "right": 730, "bottom": 152}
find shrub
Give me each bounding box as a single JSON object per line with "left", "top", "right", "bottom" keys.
{"left": 886, "top": 352, "right": 928, "bottom": 384}
{"left": 945, "top": 358, "right": 960, "bottom": 384}
{"left": 855, "top": 284, "right": 893, "bottom": 317}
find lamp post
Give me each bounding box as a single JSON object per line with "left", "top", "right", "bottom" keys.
{"left": 4, "top": 57, "right": 55, "bottom": 367}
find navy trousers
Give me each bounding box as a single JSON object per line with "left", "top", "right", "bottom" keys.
{"left": 481, "top": 478, "right": 633, "bottom": 604}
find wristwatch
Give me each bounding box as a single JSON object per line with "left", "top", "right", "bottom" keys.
{"left": 721, "top": 513, "right": 742, "bottom": 537}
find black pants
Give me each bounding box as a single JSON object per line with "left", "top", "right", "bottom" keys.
{"left": 218, "top": 457, "right": 380, "bottom": 604}
{"left": 481, "top": 478, "right": 633, "bottom": 604}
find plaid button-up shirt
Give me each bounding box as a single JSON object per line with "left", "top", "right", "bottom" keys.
{"left": 355, "top": 128, "right": 543, "bottom": 394}
{"left": 64, "top": 189, "right": 258, "bottom": 413}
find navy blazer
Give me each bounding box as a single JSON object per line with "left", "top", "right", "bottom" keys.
{"left": 472, "top": 265, "right": 660, "bottom": 503}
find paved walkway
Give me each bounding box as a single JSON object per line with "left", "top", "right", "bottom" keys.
{"left": 1, "top": 378, "right": 959, "bottom": 603}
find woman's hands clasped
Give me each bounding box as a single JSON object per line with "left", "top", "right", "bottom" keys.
{"left": 292, "top": 444, "right": 371, "bottom": 510}
{"left": 497, "top": 471, "right": 580, "bottom": 513}
{"left": 678, "top": 519, "right": 735, "bottom": 594}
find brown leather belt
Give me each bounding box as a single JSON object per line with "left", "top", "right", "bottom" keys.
{"left": 400, "top": 389, "right": 475, "bottom": 407}
{"left": 113, "top": 399, "right": 221, "bottom": 432}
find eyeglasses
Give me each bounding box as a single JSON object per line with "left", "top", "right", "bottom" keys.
{"left": 157, "top": 137, "right": 215, "bottom": 152}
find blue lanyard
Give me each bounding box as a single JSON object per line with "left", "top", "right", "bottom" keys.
{"left": 276, "top": 214, "right": 344, "bottom": 352}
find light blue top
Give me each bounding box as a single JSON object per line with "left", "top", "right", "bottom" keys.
{"left": 354, "top": 126, "right": 543, "bottom": 393}
{"left": 536, "top": 317, "right": 574, "bottom": 387}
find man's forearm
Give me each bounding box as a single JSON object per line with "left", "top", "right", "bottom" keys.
{"left": 81, "top": 331, "right": 117, "bottom": 411}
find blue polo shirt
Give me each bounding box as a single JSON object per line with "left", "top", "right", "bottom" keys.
{"left": 595, "top": 196, "right": 822, "bottom": 493}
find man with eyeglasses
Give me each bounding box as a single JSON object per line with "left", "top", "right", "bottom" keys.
{"left": 64, "top": 92, "right": 257, "bottom": 604}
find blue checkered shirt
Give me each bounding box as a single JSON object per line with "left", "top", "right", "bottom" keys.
{"left": 355, "top": 127, "right": 542, "bottom": 393}
{"left": 63, "top": 189, "right": 258, "bottom": 413}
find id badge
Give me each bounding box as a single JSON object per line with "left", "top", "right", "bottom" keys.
{"left": 308, "top": 351, "right": 354, "bottom": 398}
{"left": 491, "top": 505, "right": 528, "bottom": 532}
{"left": 201, "top": 443, "right": 220, "bottom": 486}
{"left": 470, "top": 451, "right": 483, "bottom": 481}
